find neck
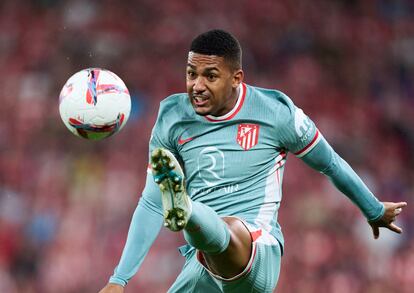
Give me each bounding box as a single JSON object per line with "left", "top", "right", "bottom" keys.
{"left": 227, "top": 86, "right": 240, "bottom": 112}
{"left": 207, "top": 83, "right": 244, "bottom": 120}
{"left": 215, "top": 86, "right": 240, "bottom": 117}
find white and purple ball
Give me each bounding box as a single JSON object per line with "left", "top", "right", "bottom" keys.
{"left": 59, "top": 68, "right": 131, "bottom": 140}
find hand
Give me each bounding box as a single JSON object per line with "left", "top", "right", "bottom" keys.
{"left": 98, "top": 283, "right": 124, "bottom": 293}
{"left": 369, "top": 201, "right": 407, "bottom": 239}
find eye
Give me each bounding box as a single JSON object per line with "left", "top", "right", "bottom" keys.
{"left": 207, "top": 74, "right": 217, "bottom": 81}
{"left": 187, "top": 71, "right": 196, "bottom": 79}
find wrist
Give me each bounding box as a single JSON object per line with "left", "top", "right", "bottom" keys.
{"left": 367, "top": 202, "right": 385, "bottom": 223}
{"left": 108, "top": 276, "right": 127, "bottom": 287}
{"left": 108, "top": 283, "right": 124, "bottom": 287}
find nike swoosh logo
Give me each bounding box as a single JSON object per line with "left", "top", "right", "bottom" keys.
{"left": 178, "top": 136, "right": 194, "bottom": 145}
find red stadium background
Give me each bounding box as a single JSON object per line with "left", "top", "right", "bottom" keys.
{"left": 0, "top": 1, "right": 413, "bottom": 292}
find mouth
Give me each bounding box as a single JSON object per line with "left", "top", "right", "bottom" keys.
{"left": 192, "top": 95, "right": 209, "bottom": 107}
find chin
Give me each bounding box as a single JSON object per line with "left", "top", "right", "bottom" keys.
{"left": 194, "top": 108, "right": 210, "bottom": 116}
{"left": 191, "top": 103, "right": 211, "bottom": 116}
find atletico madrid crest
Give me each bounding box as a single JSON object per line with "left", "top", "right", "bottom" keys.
{"left": 237, "top": 124, "right": 260, "bottom": 150}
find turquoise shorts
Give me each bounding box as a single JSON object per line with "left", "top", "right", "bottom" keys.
{"left": 168, "top": 221, "right": 282, "bottom": 293}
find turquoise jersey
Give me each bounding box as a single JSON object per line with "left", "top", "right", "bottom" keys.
{"left": 109, "top": 83, "right": 384, "bottom": 286}
{"left": 150, "top": 83, "right": 324, "bottom": 245}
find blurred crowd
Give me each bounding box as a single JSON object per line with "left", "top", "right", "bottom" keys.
{"left": 0, "top": 0, "right": 413, "bottom": 292}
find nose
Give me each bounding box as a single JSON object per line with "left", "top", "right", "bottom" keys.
{"left": 193, "top": 76, "right": 206, "bottom": 93}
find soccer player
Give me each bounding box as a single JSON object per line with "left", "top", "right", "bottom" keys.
{"left": 99, "top": 30, "right": 407, "bottom": 292}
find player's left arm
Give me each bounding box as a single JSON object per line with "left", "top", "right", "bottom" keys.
{"left": 278, "top": 97, "right": 407, "bottom": 239}
{"left": 300, "top": 137, "right": 407, "bottom": 239}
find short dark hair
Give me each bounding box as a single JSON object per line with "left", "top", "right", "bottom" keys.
{"left": 190, "top": 29, "right": 242, "bottom": 70}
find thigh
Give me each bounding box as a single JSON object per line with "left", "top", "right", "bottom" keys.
{"left": 168, "top": 249, "right": 222, "bottom": 293}
{"left": 222, "top": 242, "right": 282, "bottom": 293}
{"left": 203, "top": 217, "right": 253, "bottom": 279}
{"left": 196, "top": 222, "right": 282, "bottom": 293}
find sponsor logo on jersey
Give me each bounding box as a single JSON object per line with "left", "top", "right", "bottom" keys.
{"left": 192, "top": 146, "right": 239, "bottom": 196}
{"left": 237, "top": 124, "right": 260, "bottom": 150}
{"left": 294, "top": 108, "right": 312, "bottom": 142}
{"left": 197, "top": 147, "right": 225, "bottom": 187}
{"left": 190, "top": 184, "right": 239, "bottom": 197}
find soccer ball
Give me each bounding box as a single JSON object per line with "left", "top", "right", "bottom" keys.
{"left": 59, "top": 68, "right": 131, "bottom": 140}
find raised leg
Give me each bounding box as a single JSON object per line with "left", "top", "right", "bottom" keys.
{"left": 151, "top": 148, "right": 253, "bottom": 278}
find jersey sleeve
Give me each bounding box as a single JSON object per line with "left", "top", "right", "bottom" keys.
{"left": 148, "top": 101, "right": 179, "bottom": 159}
{"left": 300, "top": 137, "right": 385, "bottom": 221}
{"left": 277, "top": 94, "right": 384, "bottom": 221}
{"left": 277, "top": 95, "right": 321, "bottom": 157}
{"left": 108, "top": 172, "right": 164, "bottom": 286}
{"left": 109, "top": 102, "right": 176, "bottom": 286}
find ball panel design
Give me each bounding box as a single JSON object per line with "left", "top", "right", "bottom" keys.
{"left": 59, "top": 68, "right": 131, "bottom": 140}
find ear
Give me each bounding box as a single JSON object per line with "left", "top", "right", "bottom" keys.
{"left": 232, "top": 69, "right": 244, "bottom": 89}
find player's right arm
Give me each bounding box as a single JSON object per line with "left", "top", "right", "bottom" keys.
{"left": 99, "top": 171, "right": 164, "bottom": 292}
{"left": 99, "top": 181, "right": 163, "bottom": 292}
{"left": 99, "top": 100, "right": 176, "bottom": 292}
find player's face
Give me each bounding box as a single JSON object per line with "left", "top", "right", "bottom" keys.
{"left": 186, "top": 52, "right": 243, "bottom": 116}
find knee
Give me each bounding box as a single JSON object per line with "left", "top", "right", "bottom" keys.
{"left": 222, "top": 217, "right": 252, "bottom": 249}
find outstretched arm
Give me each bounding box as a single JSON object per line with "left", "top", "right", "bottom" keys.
{"left": 300, "top": 137, "right": 407, "bottom": 238}
{"left": 274, "top": 96, "right": 407, "bottom": 239}
{"left": 368, "top": 201, "right": 406, "bottom": 239}
{"left": 99, "top": 172, "right": 163, "bottom": 292}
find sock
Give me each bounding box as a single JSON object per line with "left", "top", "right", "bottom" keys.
{"left": 183, "top": 201, "right": 231, "bottom": 255}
